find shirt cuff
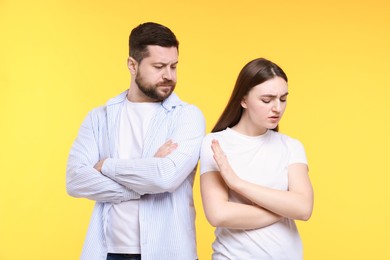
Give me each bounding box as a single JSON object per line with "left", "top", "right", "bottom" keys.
{"left": 122, "top": 188, "right": 141, "bottom": 201}
{"left": 101, "top": 158, "right": 116, "bottom": 179}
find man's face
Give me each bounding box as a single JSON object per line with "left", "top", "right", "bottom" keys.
{"left": 133, "top": 45, "right": 178, "bottom": 102}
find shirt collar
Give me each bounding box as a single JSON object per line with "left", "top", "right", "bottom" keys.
{"left": 106, "top": 90, "right": 183, "bottom": 111}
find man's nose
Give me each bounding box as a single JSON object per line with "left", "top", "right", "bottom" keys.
{"left": 163, "top": 67, "right": 173, "bottom": 80}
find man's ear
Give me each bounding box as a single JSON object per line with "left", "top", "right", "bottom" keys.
{"left": 127, "top": 57, "right": 137, "bottom": 75}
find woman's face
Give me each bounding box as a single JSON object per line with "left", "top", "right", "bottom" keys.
{"left": 241, "top": 76, "right": 288, "bottom": 134}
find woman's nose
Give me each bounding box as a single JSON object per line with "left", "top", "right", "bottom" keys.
{"left": 272, "top": 101, "right": 281, "bottom": 112}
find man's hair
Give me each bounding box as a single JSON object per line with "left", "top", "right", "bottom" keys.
{"left": 129, "top": 22, "right": 179, "bottom": 63}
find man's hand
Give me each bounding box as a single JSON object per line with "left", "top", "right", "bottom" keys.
{"left": 154, "top": 140, "right": 178, "bottom": 158}
{"left": 94, "top": 159, "right": 106, "bottom": 173}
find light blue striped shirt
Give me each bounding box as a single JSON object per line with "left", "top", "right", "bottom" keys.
{"left": 66, "top": 90, "right": 205, "bottom": 260}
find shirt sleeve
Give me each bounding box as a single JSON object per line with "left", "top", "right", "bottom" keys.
{"left": 199, "top": 134, "right": 219, "bottom": 175}
{"left": 287, "top": 137, "right": 308, "bottom": 166}
{"left": 66, "top": 109, "right": 141, "bottom": 203}
{"left": 101, "top": 105, "right": 206, "bottom": 195}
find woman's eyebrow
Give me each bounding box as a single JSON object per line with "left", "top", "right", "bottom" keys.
{"left": 261, "top": 92, "right": 289, "bottom": 98}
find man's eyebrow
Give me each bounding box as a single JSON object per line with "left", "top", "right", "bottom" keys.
{"left": 152, "top": 61, "right": 179, "bottom": 66}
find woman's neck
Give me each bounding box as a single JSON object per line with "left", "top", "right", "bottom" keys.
{"left": 232, "top": 120, "right": 268, "bottom": 136}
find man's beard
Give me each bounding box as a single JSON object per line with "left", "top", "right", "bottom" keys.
{"left": 135, "top": 73, "right": 175, "bottom": 101}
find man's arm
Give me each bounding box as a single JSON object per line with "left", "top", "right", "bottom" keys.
{"left": 99, "top": 105, "right": 206, "bottom": 195}
{"left": 66, "top": 109, "right": 141, "bottom": 203}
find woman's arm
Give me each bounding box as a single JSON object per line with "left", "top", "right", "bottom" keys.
{"left": 212, "top": 139, "right": 314, "bottom": 221}
{"left": 200, "top": 171, "right": 282, "bottom": 229}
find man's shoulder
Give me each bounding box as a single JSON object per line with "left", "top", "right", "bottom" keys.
{"left": 106, "top": 90, "right": 128, "bottom": 106}
{"left": 165, "top": 93, "right": 204, "bottom": 115}
{"left": 174, "top": 102, "right": 205, "bottom": 122}
{"left": 86, "top": 90, "right": 127, "bottom": 119}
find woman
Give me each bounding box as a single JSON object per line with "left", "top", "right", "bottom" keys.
{"left": 200, "top": 58, "right": 314, "bottom": 259}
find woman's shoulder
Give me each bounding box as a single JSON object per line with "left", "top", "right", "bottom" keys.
{"left": 205, "top": 128, "right": 230, "bottom": 138}
{"left": 202, "top": 129, "right": 230, "bottom": 145}
{"left": 270, "top": 131, "right": 305, "bottom": 148}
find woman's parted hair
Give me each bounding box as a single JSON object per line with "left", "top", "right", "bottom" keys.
{"left": 129, "top": 22, "right": 179, "bottom": 63}
{"left": 212, "top": 58, "right": 288, "bottom": 133}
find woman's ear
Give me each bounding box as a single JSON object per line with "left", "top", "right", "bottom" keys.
{"left": 127, "top": 57, "right": 137, "bottom": 75}
{"left": 241, "top": 96, "right": 248, "bottom": 109}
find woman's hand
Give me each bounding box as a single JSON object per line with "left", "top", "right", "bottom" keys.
{"left": 211, "top": 139, "right": 239, "bottom": 187}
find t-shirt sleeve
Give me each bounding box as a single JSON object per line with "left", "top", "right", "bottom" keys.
{"left": 287, "top": 137, "right": 308, "bottom": 166}
{"left": 200, "top": 134, "right": 219, "bottom": 175}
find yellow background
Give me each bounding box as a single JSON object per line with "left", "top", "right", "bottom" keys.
{"left": 1, "top": 0, "right": 389, "bottom": 259}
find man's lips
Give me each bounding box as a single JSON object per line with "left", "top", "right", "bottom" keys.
{"left": 157, "top": 85, "right": 173, "bottom": 91}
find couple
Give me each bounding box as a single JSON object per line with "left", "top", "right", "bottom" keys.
{"left": 66, "top": 22, "right": 314, "bottom": 260}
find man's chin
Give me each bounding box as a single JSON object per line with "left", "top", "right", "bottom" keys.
{"left": 158, "top": 89, "right": 173, "bottom": 100}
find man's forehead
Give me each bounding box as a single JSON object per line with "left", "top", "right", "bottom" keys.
{"left": 144, "top": 46, "right": 178, "bottom": 63}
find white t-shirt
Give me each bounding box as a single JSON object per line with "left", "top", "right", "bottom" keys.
{"left": 200, "top": 128, "right": 308, "bottom": 260}
{"left": 106, "top": 99, "right": 160, "bottom": 253}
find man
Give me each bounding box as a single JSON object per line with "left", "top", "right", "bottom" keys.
{"left": 66, "top": 22, "right": 205, "bottom": 260}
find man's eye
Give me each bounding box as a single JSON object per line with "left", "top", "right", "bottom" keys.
{"left": 262, "top": 100, "right": 271, "bottom": 104}
{"left": 280, "top": 98, "right": 287, "bottom": 102}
